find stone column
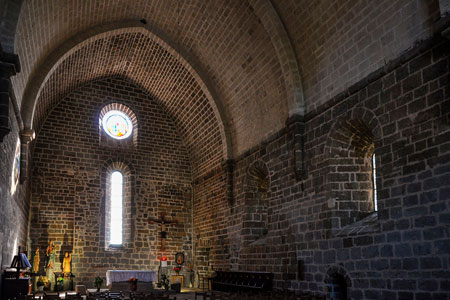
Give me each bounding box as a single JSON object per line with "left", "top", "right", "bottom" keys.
{"left": 0, "top": 43, "right": 20, "bottom": 142}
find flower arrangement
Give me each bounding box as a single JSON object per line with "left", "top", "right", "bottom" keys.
{"left": 37, "top": 276, "right": 46, "bottom": 287}
{"left": 94, "top": 276, "right": 103, "bottom": 291}
{"left": 128, "top": 277, "right": 138, "bottom": 291}
{"left": 37, "top": 276, "right": 47, "bottom": 292}
{"left": 173, "top": 266, "right": 181, "bottom": 275}
{"left": 37, "top": 276, "right": 49, "bottom": 291}
{"left": 157, "top": 274, "right": 170, "bottom": 290}
{"left": 128, "top": 277, "right": 138, "bottom": 284}
{"left": 57, "top": 277, "right": 64, "bottom": 285}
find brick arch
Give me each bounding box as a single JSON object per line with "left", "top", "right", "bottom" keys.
{"left": 22, "top": 23, "right": 229, "bottom": 176}
{"left": 325, "top": 107, "right": 382, "bottom": 156}
{"left": 102, "top": 157, "right": 136, "bottom": 179}
{"left": 324, "top": 265, "right": 352, "bottom": 286}
{"left": 248, "top": 0, "right": 305, "bottom": 117}
{"left": 324, "top": 265, "right": 352, "bottom": 300}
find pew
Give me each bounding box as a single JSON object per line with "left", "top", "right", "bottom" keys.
{"left": 211, "top": 271, "right": 273, "bottom": 292}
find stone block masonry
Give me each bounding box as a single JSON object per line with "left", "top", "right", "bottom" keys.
{"left": 30, "top": 77, "right": 193, "bottom": 287}
{"left": 195, "top": 36, "right": 450, "bottom": 298}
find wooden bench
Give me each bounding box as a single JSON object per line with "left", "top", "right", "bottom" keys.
{"left": 211, "top": 271, "right": 273, "bottom": 292}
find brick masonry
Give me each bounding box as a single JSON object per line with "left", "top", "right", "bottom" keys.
{"left": 195, "top": 37, "right": 450, "bottom": 298}
{"left": 13, "top": 0, "right": 288, "bottom": 157}
{"left": 30, "top": 77, "right": 193, "bottom": 287}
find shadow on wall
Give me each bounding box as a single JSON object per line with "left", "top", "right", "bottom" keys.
{"left": 58, "top": 233, "right": 73, "bottom": 269}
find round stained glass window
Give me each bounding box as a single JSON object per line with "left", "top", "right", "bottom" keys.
{"left": 102, "top": 110, "right": 133, "bottom": 140}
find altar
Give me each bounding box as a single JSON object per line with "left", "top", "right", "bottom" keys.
{"left": 106, "top": 270, "right": 156, "bottom": 292}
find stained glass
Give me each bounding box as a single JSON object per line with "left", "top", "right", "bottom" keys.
{"left": 10, "top": 139, "right": 20, "bottom": 195}
{"left": 102, "top": 110, "right": 132, "bottom": 139}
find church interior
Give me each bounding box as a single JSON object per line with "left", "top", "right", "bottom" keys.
{"left": 0, "top": 1, "right": 449, "bottom": 299}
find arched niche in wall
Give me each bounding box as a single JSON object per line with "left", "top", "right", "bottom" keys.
{"left": 323, "top": 107, "right": 382, "bottom": 230}
{"left": 324, "top": 265, "right": 352, "bottom": 300}
{"left": 241, "top": 160, "right": 270, "bottom": 245}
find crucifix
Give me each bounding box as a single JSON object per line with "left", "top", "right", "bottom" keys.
{"left": 148, "top": 212, "right": 178, "bottom": 251}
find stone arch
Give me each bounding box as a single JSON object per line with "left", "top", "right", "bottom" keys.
{"left": 20, "top": 20, "right": 232, "bottom": 161}
{"left": 248, "top": 0, "right": 305, "bottom": 117}
{"left": 324, "top": 265, "right": 352, "bottom": 300}
{"left": 241, "top": 160, "right": 270, "bottom": 245}
{"left": 323, "top": 107, "right": 382, "bottom": 228}
{"left": 325, "top": 107, "right": 382, "bottom": 154}
{"left": 101, "top": 157, "right": 136, "bottom": 249}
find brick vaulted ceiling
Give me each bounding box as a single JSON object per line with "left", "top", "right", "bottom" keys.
{"left": 9, "top": 0, "right": 439, "bottom": 169}
{"left": 31, "top": 28, "right": 225, "bottom": 178}
{"left": 11, "top": 0, "right": 303, "bottom": 167}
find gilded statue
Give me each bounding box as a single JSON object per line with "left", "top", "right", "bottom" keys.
{"left": 33, "top": 247, "right": 40, "bottom": 273}
{"left": 63, "top": 252, "right": 72, "bottom": 275}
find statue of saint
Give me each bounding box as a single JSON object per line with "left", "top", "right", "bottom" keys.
{"left": 33, "top": 247, "right": 40, "bottom": 274}
{"left": 45, "top": 241, "right": 55, "bottom": 279}
{"left": 62, "top": 252, "right": 71, "bottom": 275}
{"left": 46, "top": 241, "right": 55, "bottom": 268}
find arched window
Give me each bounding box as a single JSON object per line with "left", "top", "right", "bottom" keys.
{"left": 110, "top": 171, "right": 123, "bottom": 245}
{"left": 103, "top": 159, "right": 134, "bottom": 250}
{"left": 10, "top": 139, "right": 20, "bottom": 195}
{"left": 372, "top": 153, "right": 378, "bottom": 212}
{"left": 326, "top": 118, "right": 376, "bottom": 227}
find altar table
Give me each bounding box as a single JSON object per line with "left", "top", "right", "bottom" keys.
{"left": 106, "top": 270, "right": 157, "bottom": 286}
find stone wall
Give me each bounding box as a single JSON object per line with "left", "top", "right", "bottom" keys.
{"left": 0, "top": 93, "right": 29, "bottom": 289}
{"left": 30, "top": 77, "right": 193, "bottom": 287}
{"left": 199, "top": 36, "right": 450, "bottom": 298}
{"left": 23, "top": 23, "right": 450, "bottom": 299}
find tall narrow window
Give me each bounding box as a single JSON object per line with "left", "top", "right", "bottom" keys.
{"left": 10, "top": 139, "right": 20, "bottom": 195}
{"left": 372, "top": 153, "right": 378, "bottom": 211}
{"left": 110, "top": 171, "right": 123, "bottom": 245}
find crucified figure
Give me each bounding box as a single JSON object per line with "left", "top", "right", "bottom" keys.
{"left": 148, "top": 213, "right": 178, "bottom": 251}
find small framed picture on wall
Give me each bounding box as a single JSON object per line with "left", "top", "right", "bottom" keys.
{"left": 175, "top": 252, "right": 184, "bottom": 266}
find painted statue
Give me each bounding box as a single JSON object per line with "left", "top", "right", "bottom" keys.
{"left": 62, "top": 252, "right": 71, "bottom": 275}
{"left": 45, "top": 241, "right": 55, "bottom": 279}
{"left": 33, "top": 247, "right": 40, "bottom": 273}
